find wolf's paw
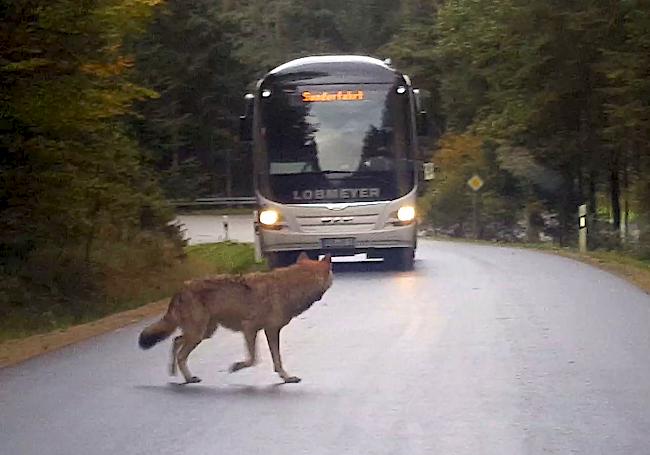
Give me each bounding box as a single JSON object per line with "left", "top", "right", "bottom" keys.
{"left": 230, "top": 361, "right": 250, "bottom": 373}
{"left": 183, "top": 376, "right": 202, "bottom": 384}
{"left": 283, "top": 376, "right": 301, "bottom": 384}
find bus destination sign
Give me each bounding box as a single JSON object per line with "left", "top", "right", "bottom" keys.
{"left": 302, "top": 90, "right": 365, "bottom": 103}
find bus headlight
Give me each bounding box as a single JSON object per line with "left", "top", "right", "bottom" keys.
{"left": 397, "top": 206, "right": 416, "bottom": 222}
{"left": 259, "top": 209, "right": 280, "bottom": 226}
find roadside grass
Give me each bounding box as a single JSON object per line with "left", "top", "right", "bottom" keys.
{"left": 429, "top": 235, "right": 650, "bottom": 294}
{"left": 0, "top": 242, "right": 263, "bottom": 344}
{"left": 185, "top": 242, "right": 265, "bottom": 274}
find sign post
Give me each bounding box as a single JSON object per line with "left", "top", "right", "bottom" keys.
{"left": 467, "top": 175, "right": 484, "bottom": 239}
{"left": 578, "top": 204, "right": 587, "bottom": 252}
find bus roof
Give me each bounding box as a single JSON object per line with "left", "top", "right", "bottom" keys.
{"left": 262, "top": 55, "right": 403, "bottom": 86}
{"left": 269, "top": 55, "right": 391, "bottom": 74}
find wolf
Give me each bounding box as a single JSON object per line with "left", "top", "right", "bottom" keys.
{"left": 138, "top": 253, "right": 333, "bottom": 384}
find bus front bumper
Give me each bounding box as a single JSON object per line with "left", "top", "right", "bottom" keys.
{"left": 258, "top": 224, "right": 416, "bottom": 254}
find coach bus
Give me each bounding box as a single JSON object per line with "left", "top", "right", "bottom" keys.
{"left": 240, "top": 55, "right": 429, "bottom": 269}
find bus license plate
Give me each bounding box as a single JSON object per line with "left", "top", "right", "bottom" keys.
{"left": 321, "top": 238, "right": 356, "bottom": 249}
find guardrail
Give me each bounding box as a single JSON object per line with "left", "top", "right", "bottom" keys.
{"left": 172, "top": 196, "right": 256, "bottom": 208}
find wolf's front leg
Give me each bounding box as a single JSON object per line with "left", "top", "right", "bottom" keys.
{"left": 264, "top": 327, "right": 301, "bottom": 383}
{"left": 230, "top": 325, "right": 258, "bottom": 372}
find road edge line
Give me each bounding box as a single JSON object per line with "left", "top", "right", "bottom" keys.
{"left": 0, "top": 298, "right": 170, "bottom": 369}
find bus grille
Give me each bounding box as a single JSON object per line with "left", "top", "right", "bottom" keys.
{"left": 296, "top": 214, "right": 379, "bottom": 233}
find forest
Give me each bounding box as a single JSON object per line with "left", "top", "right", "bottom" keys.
{"left": 2, "top": 0, "right": 650, "bottom": 328}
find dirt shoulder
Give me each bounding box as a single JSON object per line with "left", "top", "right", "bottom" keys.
{"left": 0, "top": 298, "right": 168, "bottom": 369}
{"left": 0, "top": 241, "right": 261, "bottom": 369}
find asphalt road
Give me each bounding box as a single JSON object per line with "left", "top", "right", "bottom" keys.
{"left": 2, "top": 230, "right": 650, "bottom": 453}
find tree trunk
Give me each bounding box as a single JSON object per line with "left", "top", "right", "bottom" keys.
{"left": 526, "top": 200, "right": 541, "bottom": 243}
{"left": 225, "top": 148, "right": 232, "bottom": 197}
{"left": 610, "top": 155, "right": 621, "bottom": 231}
{"left": 588, "top": 171, "right": 597, "bottom": 219}
{"left": 623, "top": 161, "right": 629, "bottom": 242}
{"left": 84, "top": 200, "right": 101, "bottom": 263}
{"left": 588, "top": 170, "right": 598, "bottom": 248}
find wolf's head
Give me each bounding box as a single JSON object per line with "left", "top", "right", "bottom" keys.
{"left": 296, "top": 252, "right": 333, "bottom": 291}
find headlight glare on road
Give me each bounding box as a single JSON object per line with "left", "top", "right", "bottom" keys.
{"left": 397, "top": 206, "right": 416, "bottom": 222}
{"left": 259, "top": 209, "right": 280, "bottom": 226}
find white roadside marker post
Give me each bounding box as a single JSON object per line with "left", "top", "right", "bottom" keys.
{"left": 223, "top": 215, "right": 229, "bottom": 242}
{"left": 578, "top": 204, "right": 587, "bottom": 253}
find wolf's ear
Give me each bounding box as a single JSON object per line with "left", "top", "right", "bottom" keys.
{"left": 297, "top": 252, "right": 310, "bottom": 263}
{"left": 321, "top": 254, "right": 332, "bottom": 264}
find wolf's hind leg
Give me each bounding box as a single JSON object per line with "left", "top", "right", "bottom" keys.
{"left": 264, "top": 327, "right": 301, "bottom": 383}
{"left": 230, "top": 325, "right": 258, "bottom": 372}
{"left": 176, "top": 335, "right": 203, "bottom": 384}
{"left": 169, "top": 335, "right": 183, "bottom": 376}
{"left": 203, "top": 319, "right": 219, "bottom": 339}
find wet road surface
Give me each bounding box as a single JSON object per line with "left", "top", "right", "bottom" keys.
{"left": 2, "top": 238, "right": 650, "bottom": 454}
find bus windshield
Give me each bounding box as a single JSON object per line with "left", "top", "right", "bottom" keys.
{"left": 258, "top": 83, "right": 415, "bottom": 204}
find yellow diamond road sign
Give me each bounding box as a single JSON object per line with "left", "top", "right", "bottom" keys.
{"left": 467, "top": 174, "right": 484, "bottom": 192}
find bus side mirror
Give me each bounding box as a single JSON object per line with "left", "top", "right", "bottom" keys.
{"left": 240, "top": 115, "right": 252, "bottom": 142}
{"left": 413, "top": 88, "right": 429, "bottom": 137}
{"left": 417, "top": 111, "right": 429, "bottom": 137}
{"left": 239, "top": 93, "right": 254, "bottom": 142}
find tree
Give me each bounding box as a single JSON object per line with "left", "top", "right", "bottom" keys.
{"left": 599, "top": 1, "right": 650, "bottom": 250}
{"left": 131, "top": 0, "right": 252, "bottom": 198}
{"left": 430, "top": 0, "right": 618, "bottom": 244}
{"left": 382, "top": 0, "right": 443, "bottom": 139}
{"left": 1, "top": 0, "right": 180, "bottom": 317}
{"left": 426, "top": 133, "right": 522, "bottom": 239}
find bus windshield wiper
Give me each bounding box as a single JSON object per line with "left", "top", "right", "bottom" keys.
{"left": 271, "top": 170, "right": 358, "bottom": 176}
{"left": 297, "top": 170, "right": 396, "bottom": 175}
{"left": 299, "top": 170, "right": 356, "bottom": 174}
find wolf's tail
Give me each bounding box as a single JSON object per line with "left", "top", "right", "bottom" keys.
{"left": 138, "top": 294, "right": 180, "bottom": 349}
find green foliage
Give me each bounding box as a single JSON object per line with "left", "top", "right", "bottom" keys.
{"left": 382, "top": 0, "right": 443, "bottom": 139}
{"left": 130, "top": 0, "right": 251, "bottom": 198}
{"left": 0, "top": 0, "right": 184, "bottom": 330}
{"left": 160, "top": 158, "right": 211, "bottom": 200}
{"left": 391, "top": 0, "right": 650, "bottom": 246}
{"left": 0, "top": 241, "right": 261, "bottom": 342}
{"left": 228, "top": 0, "right": 403, "bottom": 70}
{"left": 426, "top": 133, "right": 521, "bottom": 239}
